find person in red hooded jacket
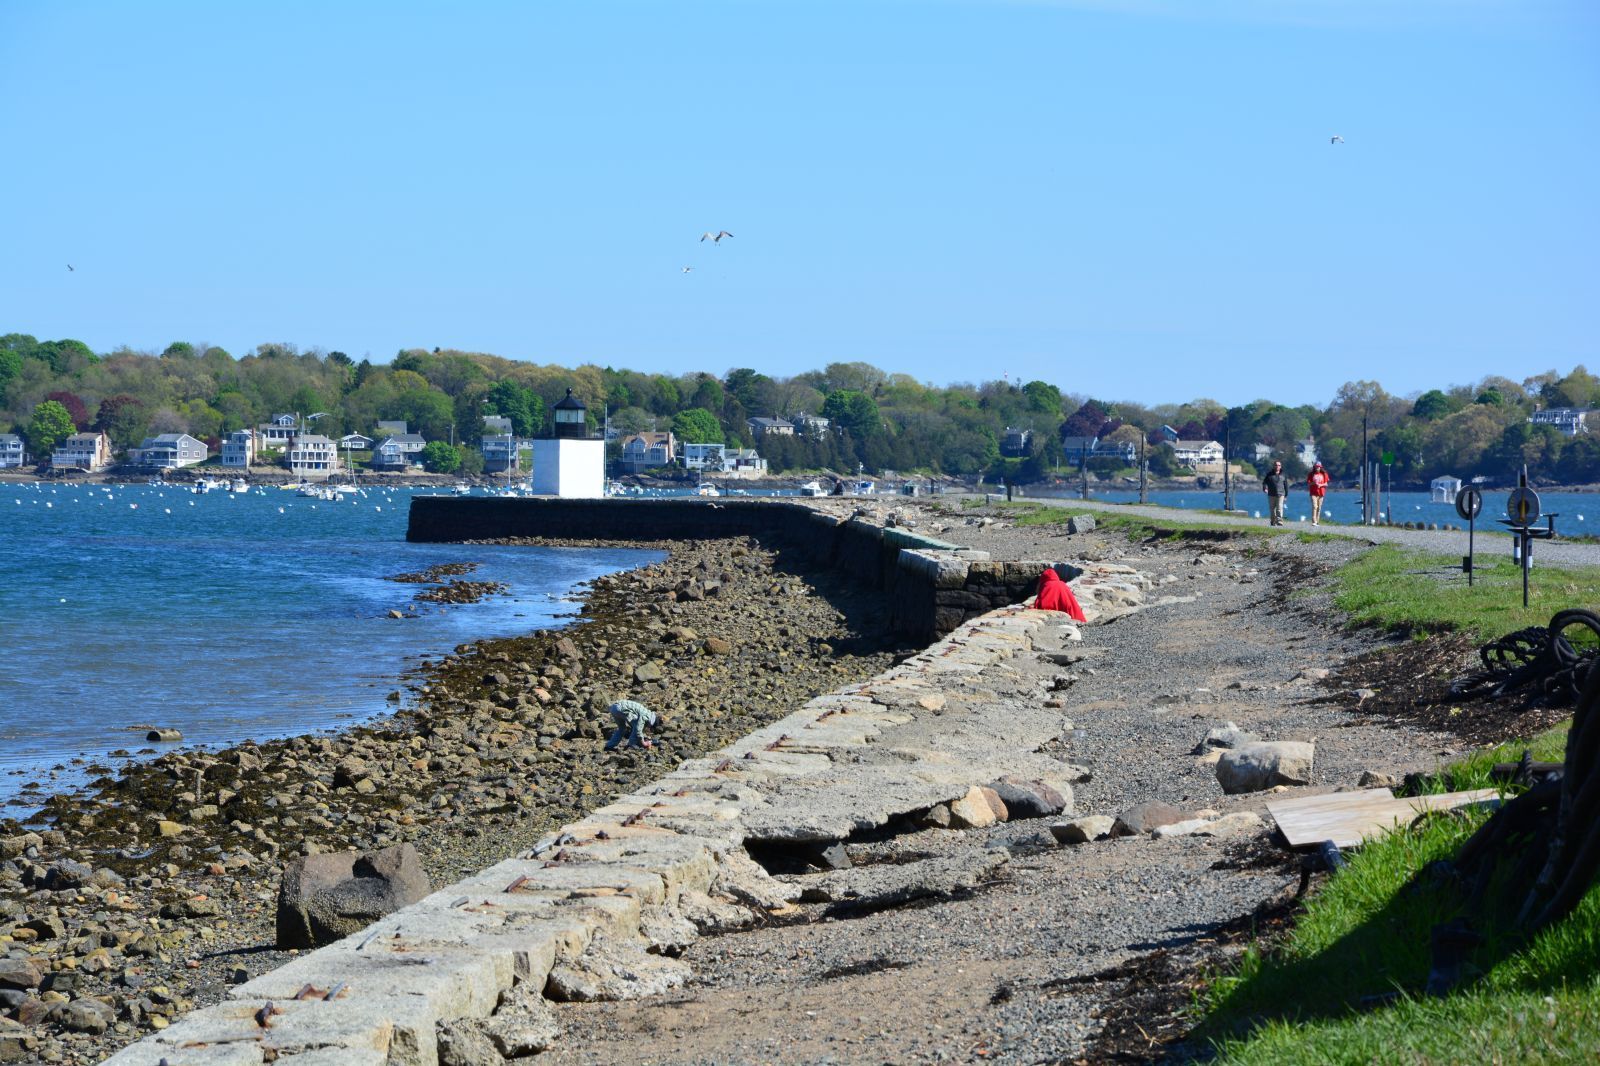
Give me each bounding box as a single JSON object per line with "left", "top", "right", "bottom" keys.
{"left": 1034, "top": 568, "right": 1086, "bottom": 622}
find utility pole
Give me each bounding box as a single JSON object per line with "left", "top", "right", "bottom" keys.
{"left": 1223, "top": 421, "right": 1234, "bottom": 511}
{"left": 1360, "top": 411, "right": 1369, "bottom": 524}
{"left": 1138, "top": 438, "right": 1148, "bottom": 504}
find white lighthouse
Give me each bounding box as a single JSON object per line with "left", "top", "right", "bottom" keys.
{"left": 530, "top": 388, "right": 605, "bottom": 498}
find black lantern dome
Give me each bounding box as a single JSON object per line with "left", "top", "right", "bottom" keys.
{"left": 552, "top": 388, "right": 588, "bottom": 439}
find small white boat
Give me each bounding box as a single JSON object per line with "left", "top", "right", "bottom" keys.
{"left": 191, "top": 478, "right": 216, "bottom": 494}
{"left": 230, "top": 479, "right": 249, "bottom": 493}
{"left": 798, "top": 480, "right": 826, "bottom": 497}
{"left": 296, "top": 482, "right": 323, "bottom": 497}
{"left": 694, "top": 482, "right": 721, "bottom": 497}
{"left": 854, "top": 480, "right": 876, "bottom": 495}
{"left": 452, "top": 482, "right": 473, "bottom": 496}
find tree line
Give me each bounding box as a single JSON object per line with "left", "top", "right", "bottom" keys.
{"left": 4, "top": 331, "right": 1599, "bottom": 485}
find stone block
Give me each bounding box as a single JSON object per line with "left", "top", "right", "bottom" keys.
{"left": 1050, "top": 815, "right": 1115, "bottom": 844}
{"left": 1216, "top": 742, "right": 1315, "bottom": 794}
{"left": 276, "top": 844, "right": 433, "bottom": 949}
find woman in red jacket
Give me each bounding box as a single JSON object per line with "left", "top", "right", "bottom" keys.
{"left": 1306, "top": 461, "right": 1330, "bottom": 525}
{"left": 1035, "top": 568, "right": 1087, "bottom": 622}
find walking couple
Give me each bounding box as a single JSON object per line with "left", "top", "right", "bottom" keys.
{"left": 1262, "top": 460, "right": 1330, "bottom": 526}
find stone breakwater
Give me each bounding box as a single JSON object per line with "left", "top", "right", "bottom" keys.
{"left": 99, "top": 560, "right": 1151, "bottom": 1065}
{"left": 0, "top": 537, "right": 912, "bottom": 1064}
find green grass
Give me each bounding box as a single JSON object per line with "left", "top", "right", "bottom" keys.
{"left": 1195, "top": 719, "right": 1599, "bottom": 1064}
{"left": 1331, "top": 544, "right": 1600, "bottom": 641}
{"left": 977, "top": 499, "right": 1274, "bottom": 542}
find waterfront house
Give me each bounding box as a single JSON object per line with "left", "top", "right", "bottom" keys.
{"left": 1529, "top": 407, "right": 1592, "bottom": 436}
{"left": 683, "top": 442, "right": 727, "bottom": 471}
{"left": 792, "top": 412, "right": 831, "bottom": 437}
{"left": 1174, "top": 440, "right": 1225, "bottom": 467}
{"left": 258, "top": 413, "right": 299, "bottom": 451}
{"left": 338, "top": 433, "right": 374, "bottom": 452}
{"left": 1001, "top": 427, "right": 1033, "bottom": 458}
{"left": 135, "top": 433, "right": 209, "bottom": 469}
{"left": 51, "top": 431, "right": 113, "bottom": 472}
{"left": 618, "top": 431, "right": 677, "bottom": 474}
{"left": 1159, "top": 424, "right": 1179, "bottom": 443}
{"left": 724, "top": 448, "right": 768, "bottom": 478}
{"left": 287, "top": 434, "right": 337, "bottom": 479}
{"left": 480, "top": 417, "right": 519, "bottom": 473}
{"left": 1431, "top": 475, "right": 1463, "bottom": 503}
{"left": 221, "top": 430, "right": 257, "bottom": 468}
{"left": 746, "top": 416, "right": 794, "bottom": 438}
{"left": 1296, "top": 437, "right": 1319, "bottom": 466}
{"left": 370, "top": 434, "right": 426, "bottom": 470}
{"left": 0, "top": 433, "right": 25, "bottom": 468}
{"left": 1061, "top": 436, "right": 1137, "bottom": 466}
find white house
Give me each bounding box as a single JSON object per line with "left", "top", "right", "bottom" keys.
{"left": 337, "top": 433, "right": 374, "bottom": 452}
{"left": 258, "top": 413, "right": 299, "bottom": 451}
{"left": 287, "top": 434, "right": 338, "bottom": 479}
{"left": 0, "top": 433, "right": 25, "bottom": 468}
{"left": 1061, "top": 436, "right": 1137, "bottom": 465}
{"left": 1530, "top": 407, "right": 1592, "bottom": 436}
{"left": 792, "top": 412, "right": 831, "bottom": 436}
{"left": 724, "top": 448, "right": 768, "bottom": 478}
{"left": 52, "top": 432, "right": 113, "bottom": 472}
{"left": 618, "top": 431, "right": 677, "bottom": 473}
{"left": 1296, "top": 438, "right": 1319, "bottom": 466}
{"left": 221, "top": 430, "right": 256, "bottom": 468}
{"left": 135, "top": 433, "right": 209, "bottom": 469}
{"left": 1430, "top": 475, "right": 1463, "bottom": 503}
{"left": 1174, "top": 440, "right": 1225, "bottom": 466}
{"left": 370, "top": 434, "right": 426, "bottom": 470}
{"left": 480, "top": 417, "right": 519, "bottom": 473}
{"left": 746, "top": 416, "right": 794, "bottom": 437}
{"left": 683, "top": 442, "right": 727, "bottom": 471}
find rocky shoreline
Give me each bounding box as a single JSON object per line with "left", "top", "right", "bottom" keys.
{"left": 0, "top": 535, "right": 908, "bottom": 1064}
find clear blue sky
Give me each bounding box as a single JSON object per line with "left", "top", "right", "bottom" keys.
{"left": 3, "top": 0, "right": 1596, "bottom": 407}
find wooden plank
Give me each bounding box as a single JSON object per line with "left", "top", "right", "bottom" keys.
{"left": 1268, "top": 787, "right": 1500, "bottom": 849}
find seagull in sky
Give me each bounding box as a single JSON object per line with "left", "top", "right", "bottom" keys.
{"left": 1330, "top": 135, "right": 1345, "bottom": 144}
{"left": 700, "top": 230, "right": 733, "bottom": 243}
{"left": 681, "top": 266, "right": 693, "bottom": 273}
{"left": 67, "top": 264, "right": 74, "bottom": 271}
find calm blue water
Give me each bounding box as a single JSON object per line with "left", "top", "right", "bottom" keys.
{"left": 1026, "top": 486, "right": 1600, "bottom": 531}
{"left": 0, "top": 482, "right": 659, "bottom": 803}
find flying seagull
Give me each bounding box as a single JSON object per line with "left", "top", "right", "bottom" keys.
{"left": 700, "top": 230, "right": 733, "bottom": 243}
{"left": 67, "top": 264, "right": 74, "bottom": 271}
{"left": 681, "top": 266, "right": 693, "bottom": 273}
{"left": 1330, "top": 135, "right": 1345, "bottom": 144}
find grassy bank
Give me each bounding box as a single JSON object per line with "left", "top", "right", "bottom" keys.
{"left": 1331, "top": 544, "right": 1600, "bottom": 641}
{"left": 1197, "top": 738, "right": 1600, "bottom": 1064}
{"left": 1194, "top": 539, "right": 1600, "bottom": 1061}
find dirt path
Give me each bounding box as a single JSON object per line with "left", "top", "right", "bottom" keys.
{"left": 536, "top": 530, "right": 1452, "bottom": 1064}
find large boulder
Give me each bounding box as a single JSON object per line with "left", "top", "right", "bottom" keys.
{"left": 1216, "top": 742, "right": 1315, "bottom": 794}
{"left": 987, "top": 778, "right": 1068, "bottom": 820}
{"left": 275, "top": 843, "right": 432, "bottom": 949}
{"left": 1111, "top": 800, "right": 1189, "bottom": 837}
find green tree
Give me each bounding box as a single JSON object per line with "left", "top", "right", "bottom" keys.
{"left": 0, "top": 349, "right": 24, "bottom": 400}
{"left": 673, "top": 407, "right": 723, "bottom": 443}
{"left": 27, "top": 400, "right": 75, "bottom": 459}
{"left": 419, "top": 440, "right": 461, "bottom": 473}
{"left": 486, "top": 380, "right": 543, "bottom": 437}
{"left": 1022, "top": 380, "right": 1062, "bottom": 415}
{"left": 95, "top": 395, "right": 147, "bottom": 451}
{"left": 1476, "top": 387, "right": 1504, "bottom": 406}
{"left": 1411, "top": 389, "right": 1456, "bottom": 421}
{"left": 162, "top": 341, "right": 197, "bottom": 359}
{"left": 821, "top": 389, "right": 882, "bottom": 438}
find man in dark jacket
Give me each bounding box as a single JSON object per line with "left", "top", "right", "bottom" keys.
{"left": 1262, "top": 461, "right": 1290, "bottom": 526}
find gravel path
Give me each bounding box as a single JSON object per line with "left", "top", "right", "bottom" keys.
{"left": 538, "top": 515, "right": 1456, "bottom": 1064}
{"left": 989, "top": 491, "right": 1600, "bottom": 567}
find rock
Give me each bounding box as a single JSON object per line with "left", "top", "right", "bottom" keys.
{"left": 275, "top": 843, "right": 433, "bottom": 949}
{"left": 987, "top": 778, "right": 1066, "bottom": 820}
{"left": 437, "top": 1018, "right": 504, "bottom": 1066}
{"left": 22, "top": 915, "right": 64, "bottom": 941}
{"left": 1192, "top": 722, "right": 1260, "bottom": 754}
{"left": 703, "top": 636, "right": 732, "bottom": 655}
{"left": 0, "top": 959, "right": 42, "bottom": 991}
{"left": 387, "top": 609, "right": 404, "bottom": 619}
{"left": 1068, "top": 514, "right": 1096, "bottom": 534}
{"left": 41, "top": 859, "right": 93, "bottom": 890}
{"left": 1050, "top": 815, "right": 1116, "bottom": 845}
{"left": 1197, "top": 811, "right": 1265, "bottom": 837}
{"left": 332, "top": 756, "right": 370, "bottom": 788}
{"left": 979, "top": 786, "right": 1010, "bottom": 822}
{"left": 1216, "top": 742, "right": 1316, "bottom": 794}
{"left": 485, "top": 984, "right": 562, "bottom": 1056}
{"left": 55, "top": 997, "right": 113, "bottom": 1034}
{"left": 917, "top": 692, "right": 948, "bottom": 712}
{"left": 633, "top": 662, "right": 663, "bottom": 684}
{"left": 947, "top": 786, "right": 998, "bottom": 829}
{"left": 156, "top": 819, "right": 185, "bottom": 837}
{"left": 1359, "top": 770, "right": 1401, "bottom": 789}
{"left": 546, "top": 935, "right": 690, "bottom": 1002}
{"left": 0, "top": 834, "right": 40, "bottom": 861}
{"left": 917, "top": 803, "right": 953, "bottom": 829}
{"left": 1111, "top": 800, "right": 1189, "bottom": 837}
{"left": 146, "top": 728, "right": 182, "bottom": 742}
{"left": 161, "top": 896, "right": 221, "bottom": 919}
{"left": 1150, "top": 818, "right": 1214, "bottom": 839}
{"left": 1295, "top": 668, "right": 1331, "bottom": 682}
{"left": 789, "top": 850, "right": 1010, "bottom": 908}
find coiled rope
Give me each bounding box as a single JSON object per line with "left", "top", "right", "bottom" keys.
{"left": 1450, "top": 608, "right": 1600, "bottom": 705}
